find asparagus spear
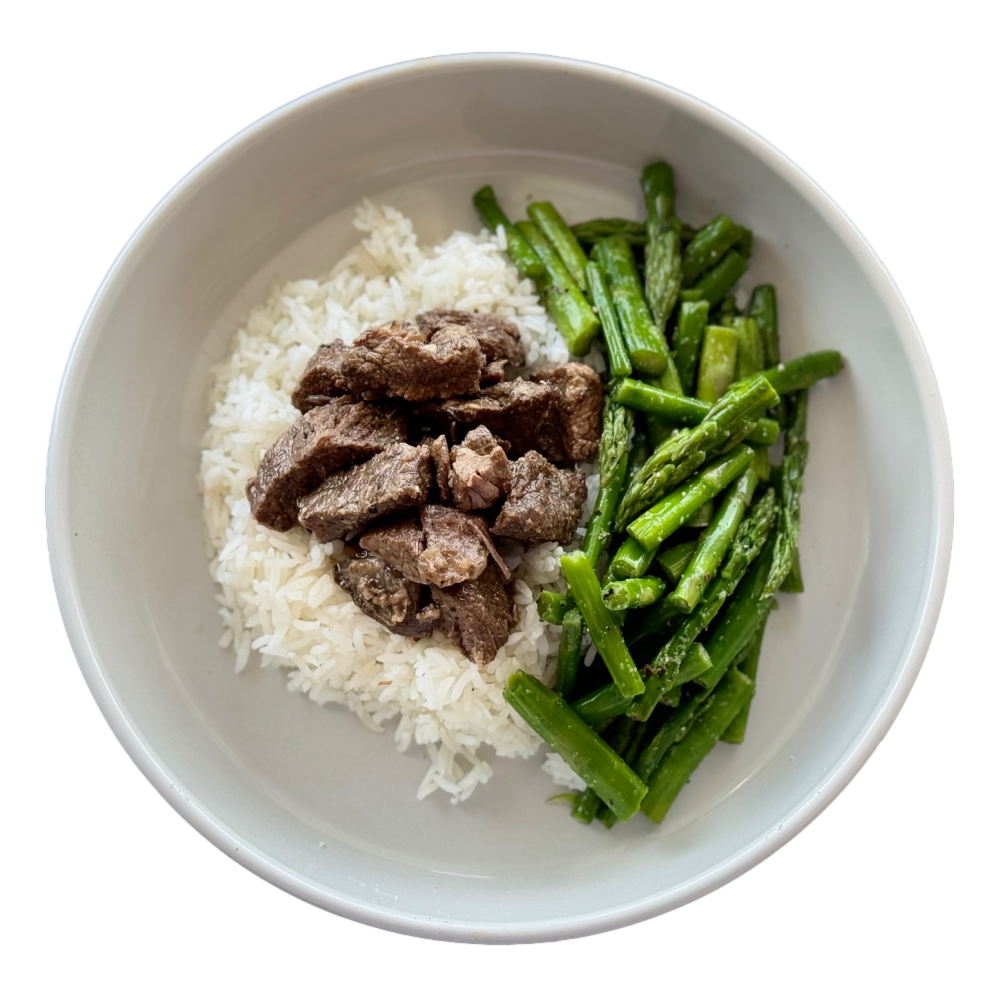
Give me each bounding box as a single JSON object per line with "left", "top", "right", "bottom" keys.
{"left": 609, "top": 380, "right": 778, "bottom": 444}
{"left": 570, "top": 642, "right": 712, "bottom": 729}
{"left": 610, "top": 535, "right": 659, "bottom": 578}
{"left": 571, "top": 682, "right": 634, "bottom": 729}
{"left": 721, "top": 611, "right": 770, "bottom": 743}
{"left": 642, "top": 360, "right": 686, "bottom": 448}
{"left": 764, "top": 390, "right": 809, "bottom": 597}
{"left": 615, "top": 374, "right": 778, "bottom": 528}
{"left": 661, "top": 685, "right": 683, "bottom": 709}
{"left": 627, "top": 445, "right": 755, "bottom": 551}
{"left": 696, "top": 538, "right": 777, "bottom": 691}
{"left": 572, "top": 218, "right": 647, "bottom": 246}
{"left": 674, "top": 300, "right": 710, "bottom": 397}
{"left": 748, "top": 285, "right": 780, "bottom": 368}
{"left": 657, "top": 538, "right": 700, "bottom": 585}
{"left": 749, "top": 418, "right": 780, "bottom": 445}
{"left": 517, "top": 220, "right": 600, "bottom": 356}
{"left": 687, "top": 500, "right": 715, "bottom": 527}
{"left": 624, "top": 426, "right": 650, "bottom": 486}
{"left": 751, "top": 446, "right": 772, "bottom": 483}
{"left": 680, "top": 249, "right": 748, "bottom": 308}
{"left": 641, "top": 668, "right": 754, "bottom": 823}
{"left": 537, "top": 590, "right": 570, "bottom": 625}
{"left": 555, "top": 608, "right": 583, "bottom": 699}
{"left": 571, "top": 789, "right": 601, "bottom": 824}
{"left": 754, "top": 350, "right": 844, "bottom": 395}
{"left": 732, "top": 317, "right": 765, "bottom": 380}
{"left": 641, "top": 162, "right": 681, "bottom": 236}
{"left": 573, "top": 715, "right": 639, "bottom": 824}
{"left": 645, "top": 229, "right": 683, "bottom": 335}
{"left": 596, "top": 718, "right": 652, "bottom": 829}
{"left": 581, "top": 399, "right": 634, "bottom": 566}
{"left": 602, "top": 576, "right": 666, "bottom": 611}
{"left": 527, "top": 201, "right": 590, "bottom": 291}
{"left": 472, "top": 185, "right": 546, "bottom": 281}
{"left": 696, "top": 325, "right": 739, "bottom": 403}
{"left": 646, "top": 377, "right": 688, "bottom": 447}
{"left": 595, "top": 236, "right": 672, "bottom": 376}
{"left": 629, "top": 488, "right": 776, "bottom": 720}
{"left": 504, "top": 671, "right": 647, "bottom": 822}
{"left": 641, "top": 163, "right": 683, "bottom": 333}
{"left": 681, "top": 214, "right": 744, "bottom": 284}
{"left": 622, "top": 596, "right": 682, "bottom": 655}
{"left": 561, "top": 551, "right": 645, "bottom": 698}
{"left": 586, "top": 262, "right": 631, "bottom": 377}
{"left": 668, "top": 468, "right": 758, "bottom": 614}
{"left": 601, "top": 565, "right": 625, "bottom": 628}
{"left": 611, "top": 378, "right": 709, "bottom": 424}
{"left": 715, "top": 294, "right": 738, "bottom": 327}
{"left": 635, "top": 681, "right": 716, "bottom": 783}
{"left": 781, "top": 549, "right": 804, "bottom": 592}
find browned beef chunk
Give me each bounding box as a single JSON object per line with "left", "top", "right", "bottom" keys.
{"left": 461, "top": 424, "right": 507, "bottom": 455}
{"left": 413, "top": 380, "right": 556, "bottom": 458}
{"left": 420, "top": 505, "right": 510, "bottom": 587}
{"left": 335, "top": 323, "right": 485, "bottom": 401}
{"left": 490, "top": 450, "right": 588, "bottom": 546}
{"left": 291, "top": 341, "right": 348, "bottom": 413}
{"left": 479, "top": 359, "right": 508, "bottom": 387}
{"left": 360, "top": 505, "right": 509, "bottom": 588}
{"left": 359, "top": 516, "right": 425, "bottom": 580}
{"left": 297, "top": 442, "right": 431, "bottom": 541}
{"left": 449, "top": 426, "right": 512, "bottom": 512}
{"left": 246, "top": 398, "right": 407, "bottom": 531}
{"left": 415, "top": 310, "right": 525, "bottom": 366}
{"left": 430, "top": 563, "right": 517, "bottom": 666}
{"left": 333, "top": 553, "right": 438, "bottom": 637}
{"left": 529, "top": 363, "right": 603, "bottom": 462}
{"left": 423, "top": 434, "right": 452, "bottom": 503}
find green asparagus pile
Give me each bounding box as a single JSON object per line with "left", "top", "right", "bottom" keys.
{"left": 473, "top": 167, "right": 843, "bottom": 828}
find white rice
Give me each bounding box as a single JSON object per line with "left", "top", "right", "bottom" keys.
{"left": 199, "top": 201, "right": 602, "bottom": 802}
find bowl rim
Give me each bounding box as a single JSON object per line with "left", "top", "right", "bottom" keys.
{"left": 46, "top": 51, "right": 954, "bottom": 944}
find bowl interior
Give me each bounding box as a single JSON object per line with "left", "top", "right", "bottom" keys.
{"left": 49, "top": 57, "right": 947, "bottom": 941}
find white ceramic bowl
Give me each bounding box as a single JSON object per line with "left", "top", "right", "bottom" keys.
{"left": 47, "top": 54, "right": 952, "bottom": 942}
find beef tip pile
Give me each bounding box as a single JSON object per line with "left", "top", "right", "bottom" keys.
{"left": 245, "top": 311, "right": 601, "bottom": 666}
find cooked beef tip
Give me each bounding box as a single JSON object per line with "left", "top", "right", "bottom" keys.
{"left": 423, "top": 434, "right": 452, "bottom": 503}
{"left": 246, "top": 397, "right": 407, "bottom": 531}
{"left": 416, "top": 310, "right": 525, "bottom": 366}
{"left": 449, "top": 426, "right": 512, "bottom": 512}
{"left": 291, "top": 341, "right": 348, "bottom": 413}
{"left": 333, "top": 553, "right": 437, "bottom": 637}
{"left": 335, "top": 323, "right": 485, "bottom": 401}
{"left": 480, "top": 359, "right": 508, "bottom": 387}
{"left": 529, "top": 363, "right": 603, "bottom": 462}
{"left": 360, "top": 505, "right": 509, "bottom": 588}
{"left": 490, "top": 450, "right": 588, "bottom": 546}
{"left": 461, "top": 425, "right": 506, "bottom": 455}
{"left": 430, "top": 563, "right": 517, "bottom": 666}
{"left": 413, "top": 380, "right": 556, "bottom": 457}
{"left": 358, "top": 516, "right": 425, "bottom": 581}
{"left": 297, "top": 442, "right": 431, "bottom": 541}
{"left": 420, "top": 504, "right": 510, "bottom": 586}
